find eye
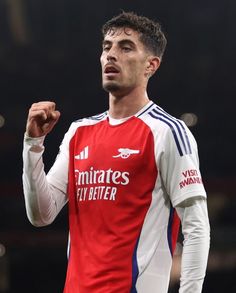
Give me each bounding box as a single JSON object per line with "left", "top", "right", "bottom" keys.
{"left": 103, "top": 45, "right": 111, "bottom": 52}
{"left": 122, "top": 47, "right": 132, "bottom": 52}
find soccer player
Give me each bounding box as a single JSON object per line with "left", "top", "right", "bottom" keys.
{"left": 22, "top": 12, "right": 210, "bottom": 293}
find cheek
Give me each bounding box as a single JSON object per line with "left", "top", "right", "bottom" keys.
{"left": 125, "top": 60, "right": 138, "bottom": 74}
{"left": 100, "top": 54, "right": 106, "bottom": 67}
{"left": 127, "top": 61, "right": 145, "bottom": 78}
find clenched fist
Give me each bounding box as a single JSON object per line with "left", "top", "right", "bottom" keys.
{"left": 26, "top": 101, "right": 61, "bottom": 137}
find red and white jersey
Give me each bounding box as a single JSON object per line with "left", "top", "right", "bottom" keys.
{"left": 47, "top": 101, "right": 206, "bottom": 293}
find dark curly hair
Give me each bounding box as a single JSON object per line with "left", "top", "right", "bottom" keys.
{"left": 102, "top": 11, "right": 167, "bottom": 59}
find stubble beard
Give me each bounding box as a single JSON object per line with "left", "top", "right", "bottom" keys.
{"left": 103, "top": 80, "right": 121, "bottom": 94}
{"left": 103, "top": 80, "right": 136, "bottom": 99}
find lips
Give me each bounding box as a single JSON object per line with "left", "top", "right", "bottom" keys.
{"left": 104, "top": 64, "right": 120, "bottom": 74}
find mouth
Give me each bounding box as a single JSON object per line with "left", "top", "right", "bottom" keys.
{"left": 104, "top": 64, "right": 120, "bottom": 77}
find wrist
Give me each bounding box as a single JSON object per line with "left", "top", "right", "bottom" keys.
{"left": 24, "top": 132, "right": 46, "bottom": 150}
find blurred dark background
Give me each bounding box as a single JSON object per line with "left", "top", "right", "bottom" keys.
{"left": 0, "top": 0, "right": 235, "bottom": 292}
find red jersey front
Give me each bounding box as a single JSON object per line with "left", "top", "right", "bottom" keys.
{"left": 65, "top": 116, "right": 158, "bottom": 292}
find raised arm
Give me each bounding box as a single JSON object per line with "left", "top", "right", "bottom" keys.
{"left": 22, "top": 101, "right": 67, "bottom": 226}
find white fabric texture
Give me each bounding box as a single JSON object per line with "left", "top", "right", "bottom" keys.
{"left": 22, "top": 134, "right": 67, "bottom": 226}
{"left": 176, "top": 198, "right": 210, "bottom": 293}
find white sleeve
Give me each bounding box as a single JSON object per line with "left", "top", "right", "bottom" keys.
{"left": 159, "top": 123, "right": 206, "bottom": 207}
{"left": 22, "top": 134, "right": 68, "bottom": 227}
{"left": 176, "top": 197, "right": 210, "bottom": 293}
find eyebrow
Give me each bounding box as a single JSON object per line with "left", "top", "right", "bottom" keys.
{"left": 102, "top": 39, "right": 136, "bottom": 48}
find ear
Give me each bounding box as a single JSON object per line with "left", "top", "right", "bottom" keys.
{"left": 145, "top": 56, "right": 161, "bottom": 78}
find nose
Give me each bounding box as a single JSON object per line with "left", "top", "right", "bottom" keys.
{"left": 106, "top": 47, "right": 117, "bottom": 62}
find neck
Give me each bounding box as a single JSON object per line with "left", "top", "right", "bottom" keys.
{"left": 108, "top": 88, "right": 150, "bottom": 119}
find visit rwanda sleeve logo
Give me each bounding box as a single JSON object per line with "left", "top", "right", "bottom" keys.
{"left": 179, "top": 169, "right": 203, "bottom": 189}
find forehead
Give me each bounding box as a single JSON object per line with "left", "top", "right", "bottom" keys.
{"left": 103, "top": 27, "right": 142, "bottom": 43}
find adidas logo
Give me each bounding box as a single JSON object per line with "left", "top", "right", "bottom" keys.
{"left": 75, "top": 146, "right": 89, "bottom": 160}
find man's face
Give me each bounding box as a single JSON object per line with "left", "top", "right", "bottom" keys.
{"left": 100, "top": 28, "right": 150, "bottom": 96}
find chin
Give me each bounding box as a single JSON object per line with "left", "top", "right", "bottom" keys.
{"left": 103, "top": 81, "right": 121, "bottom": 93}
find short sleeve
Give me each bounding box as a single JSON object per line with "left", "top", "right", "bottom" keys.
{"left": 159, "top": 123, "right": 206, "bottom": 207}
